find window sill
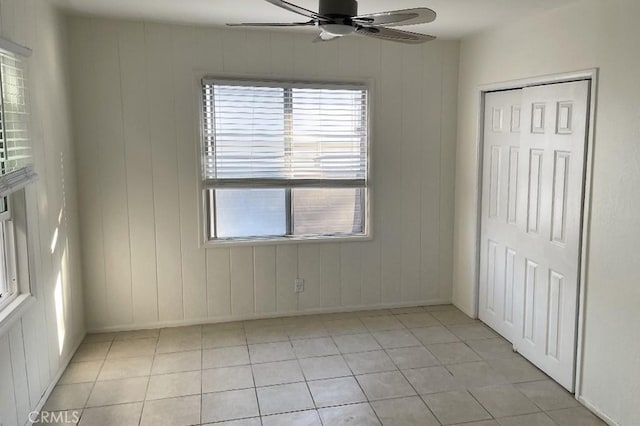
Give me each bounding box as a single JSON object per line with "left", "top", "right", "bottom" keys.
{"left": 202, "top": 234, "right": 373, "bottom": 248}
{"left": 0, "top": 293, "right": 35, "bottom": 336}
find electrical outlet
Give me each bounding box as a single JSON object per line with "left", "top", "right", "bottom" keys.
{"left": 295, "top": 278, "right": 305, "bottom": 293}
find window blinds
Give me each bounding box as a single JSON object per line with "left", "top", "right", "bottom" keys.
{"left": 0, "top": 45, "right": 36, "bottom": 197}
{"left": 202, "top": 80, "right": 368, "bottom": 189}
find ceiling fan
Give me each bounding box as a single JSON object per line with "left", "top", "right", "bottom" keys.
{"left": 227, "top": 0, "right": 437, "bottom": 44}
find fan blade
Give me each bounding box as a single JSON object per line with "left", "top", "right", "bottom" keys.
{"left": 227, "top": 21, "right": 315, "bottom": 27}
{"left": 313, "top": 31, "right": 340, "bottom": 42}
{"left": 353, "top": 8, "right": 436, "bottom": 27}
{"left": 264, "top": 0, "right": 329, "bottom": 21}
{"left": 356, "top": 26, "right": 435, "bottom": 44}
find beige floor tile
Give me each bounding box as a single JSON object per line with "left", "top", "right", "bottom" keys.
{"left": 446, "top": 361, "right": 508, "bottom": 388}
{"left": 83, "top": 333, "right": 117, "bottom": 344}
{"left": 308, "top": 376, "right": 366, "bottom": 408}
{"left": 146, "top": 370, "right": 201, "bottom": 400}
{"left": 344, "top": 350, "right": 397, "bottom": 375}
{"left": 44, "top": 383, "right": 93, "bottom": 411}
{"left": 497, "top": 412, "right": 556, "bottom": 426}
{"left": 73, "top": 342, "right": 111, "bottom": 362}
{"left": 207, "top": 418, "right": 261, "bottom": 426}
{"left": 423, "top": 304, "right": 458, "bottom": 312}
{"left": 262, "top": 410, "right": 322, "bottom": 426}
{"left": 361, "top": 316, "right": 405, "bottom": 332}
{"left": 372, "top": 330, "right": 421, "bottom": 349}
{"left": 86, "top": 377, "right": 148, "bottom": 407}
{"left": 423, "top": 390, "right": 492, "bottom": 425}
{"left": 299, "top": 355, "right": 352, "bottom": 380}
{"left": 59, "top": 361, "right": 103, "bottom": 384}
{"left": 470, "top": 384, "right": 539, "bottom": 418}
{"left": 357, "top": 309, "right": 392, "bottom": 318}
{"left": 98, "top": 356, "right": 153, "bottom": 381}
{"left": 411, "top": 326, "right": 460, "bottom": 345}
{"left": 487, "top": 358, "right": 547, "bottom": 383}
{"left": 202, "top": 321, "right": 244, "bottom": 332}
{"left": 356, "top": 371, "right": 416, "bottom": 401}
{"left": 386, "top": 346, "right": 439, "bottom": 370}
{"left": 288, "top": 322, "right": 329, "bottom": 340}
{"left": 427, "top": 342, "right": 482, "bottom": 364}
{"left": 371, "top": 396, "right": 440, "bottom": 426}
{"left": 431, "top": 310, "right": 477, "bottom": 325}
{"left": 323, "top": 318, "right": 368, "bottom": 336}
{"left": 107, "top": 338, "right": 157, "bottom": 359}
{"left": 256, "top": 382, "right": 314, "bottom": 415}
{"left": 454, "top": 421, "right": 500, "bottom": 426}
{"left": 546, "top": 407, "right": 606, "bottom": 426}
{"left": 244, "top": 325, "right": 290, "bottom": 344}
{"left": 203, "top": 329, "right": 246, "bottom": 349}
{"left": 333, "top": 333, "right": 382, "bottom": 354}
{"left": 251, "top": 360, "right": 304, "bottom": 387}
{"left": 203, "top": 346, "right": 250, "bottom": 368}
{"left": 319, "top": 402, "right": 381, "bottom": 426}
{"left": 448, "top": 324, "right": 498, "bottom": 341}
{"left": 201, "top": 389, "right": 259, "bottom": 423}
{"left": 79, "top": 402, "right": 142, "bottom": 426}
{"left": 466, "top": 338, "right": 518, "bottom": 360}
{"left": 292, "top": 337, "right": 339, "bottom": 358}
{"left": 151, "top": 350, "right": 202, "bottom": 375}
{"left": 156, "top": 333, "right": 202, "bottom": 354}
{"left": 249, "top": 341, "right": 295, "bottom": 364}
{"left": 396, "top": 313, "right": 440, "bottom": 328}
{"left": 403, "top": 365, "right": 464, "bottom": 395}
{"left": 390, "top": 306, "right": 427, "bottom": 314}
{"left": 202, "top": 365, "right": 254, "bottom": 393}
{"left": 515, "top": 380, "right": 580, "bottom": 411}
{"left": 140, "top": 395, "right": 201, "bottom": 426}
{"left": 114, "top": 329, "right": 159, "bottom": 341}
{"left": 160, "top": 325, "right": 202, "bottom": 338}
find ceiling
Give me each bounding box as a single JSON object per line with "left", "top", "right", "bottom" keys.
{"left": 60, "top": 0, "right": 580, "bottom": 39}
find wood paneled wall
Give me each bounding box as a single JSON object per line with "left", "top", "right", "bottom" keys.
{"left": 69, "top": 18, "right": 459, "bottom": 332}
{"left": 0, "top": 1, "right": 85, "bottom": 425}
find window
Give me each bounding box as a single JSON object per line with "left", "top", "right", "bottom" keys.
{"left": 0, "top": 197, "right": 17, "bottom": 312}
{"left": 0, "top": 40, "right": 36, "bottom": 321}
{"left": 201, "top": 79, "right": 369, "bottom": 242}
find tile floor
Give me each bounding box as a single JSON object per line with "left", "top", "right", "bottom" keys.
{"left": 42, "top": 305, "right": 606, "bottom": 425}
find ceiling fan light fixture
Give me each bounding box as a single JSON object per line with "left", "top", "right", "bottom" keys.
{"left": 320, "top": 23, "right": 355, "bottom": 37}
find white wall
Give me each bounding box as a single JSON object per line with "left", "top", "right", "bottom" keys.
{"left": 453, "top": 0, "right": 640, "bottom": 424}
{"left": 67, "top": 17, "right": 459, "bottom": 332}
{"left": 0, "top": 1, "right": 85, "bottom": 425}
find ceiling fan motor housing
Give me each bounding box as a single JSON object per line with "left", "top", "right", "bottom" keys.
{"left": 319, "top": 0, "right": 358, "bottom": 18}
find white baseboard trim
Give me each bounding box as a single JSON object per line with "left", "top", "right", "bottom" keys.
{"left": 27, "top": 332, "right": 86, "bottom": 426}
{"left": 87, "top": 299, "right": 453, "bottom": 333}
{"left": 577, "top": 395, "right": 619, "bottom": 426}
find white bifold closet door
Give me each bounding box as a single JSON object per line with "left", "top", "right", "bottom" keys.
{"left": 479, "top": 81, "right": 590, "bottom": 391}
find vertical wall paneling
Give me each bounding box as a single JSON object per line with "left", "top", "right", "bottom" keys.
{"left": 230, "top": 247, "right": 255, "bottom": 316}
{"left": 69, "top": 20, "right": 460, "bottom": 330}
{"left": 378, "top": 42, "right": 403, "bottom": 304}
{"left": 298, "top": 244, "right": 321, "bottom": 311}
{"left": 0, "top": 334, "right": 18, "bottom": 426}
{"left": 173, "top": 26, "right": 207, "bottom": 320}
{"left": 206, "top": 248, "right": 231, "bottom": 318}
{"left": 145, "top": 23, "right": 184, "bottom": 321}
{"left": 401, "top": 45, "right": 423, "bottom": 301}
{"left": 276, "top": 245, "right": 298, "bottom": 312}
{"left": 92, "top": 21, "right": 134, "bottom": 326}
{"left": 9, "top": 325, "right": 30, "bottom": 426}
{"left": 254, "top": 246, "right": 277, "bottom": 314}
{"left": 118, "top": 22, "right": 159, "bottom": 325}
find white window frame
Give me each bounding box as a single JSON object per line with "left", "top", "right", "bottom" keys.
{"left": 199, "top": 77, "right": 374, "bottom": 247}
{"left": 0, "top": 198, "right": 17, "bottom": 312}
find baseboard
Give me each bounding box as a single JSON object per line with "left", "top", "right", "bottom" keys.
{"left": 577, "top": 395, "right": 619, "bottom": 426}
{"left": 27, "top": 332, "right": 86, "bottom": 426}
{"left": 87, "top": 299, "right": 453, "bottom": 333}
